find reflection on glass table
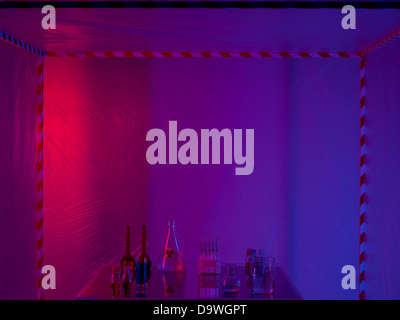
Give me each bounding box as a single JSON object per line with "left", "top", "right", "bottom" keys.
{"left": 76, "top": 263, "right": 302, "bottom": 300}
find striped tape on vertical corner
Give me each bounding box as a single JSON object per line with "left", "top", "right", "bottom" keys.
{"left": 36, "top": 58, "right": 44, "bottom": 301}
{"left": 359, "top": 57, "right": 366, "bottom": 300}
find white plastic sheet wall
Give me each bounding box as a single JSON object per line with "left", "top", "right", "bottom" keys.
{"left": 43, "top": 57, "right": 360, "bottom": 299}
{"left": 286, "top": 59, "right": 360, "bottom": 300}
{"left": 0, "top": 42, "right": 40, "bottom": 299}
{"left": 365, "top": 40, "right": 400, "bottom": 300}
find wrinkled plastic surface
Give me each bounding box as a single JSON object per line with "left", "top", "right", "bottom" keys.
{"left": 0, "top": 41, "right": 40, "bottom": 299}
{"left": 365, "top": 40, "right": 400, "bottom": 300}
{"left": 43, "top": 57, "right": 151, "bottom": 299}
{"left": 1, "top": 5, "right": 399, "bottom": 301}
{"left": 2, "top": 9, "right": 400, "bottom": 54}
{"left": 43, "top": 57, "right": 360, "bottom": 300}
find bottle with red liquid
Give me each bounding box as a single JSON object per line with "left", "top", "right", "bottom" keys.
{"left": 121, "top": 226, "right": 135, "bottom": 276}
{"left": 135, "top": 225, "right": 151, "bottom": 297}
{"left": 137, "top": 225, "right": 151, "bottom": 271}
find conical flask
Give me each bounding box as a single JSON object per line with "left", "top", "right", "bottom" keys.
{"left": 157, "top": 218, "right": 185, "bottom": 271}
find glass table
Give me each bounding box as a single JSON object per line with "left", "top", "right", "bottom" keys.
{"left": 76, "top": 263, "right": 303, "bottom": 300}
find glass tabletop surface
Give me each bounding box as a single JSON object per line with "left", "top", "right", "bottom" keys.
{"left": 76, "top": 263, "right": 303, "bottom": 300}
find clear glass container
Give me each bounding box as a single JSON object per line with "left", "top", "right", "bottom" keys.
{"left": 198, "top": 274, "right": 220, "bottom": 299}
{"left": 121, "top": 264, "right": 133, "bottom": 297}
{"left": 245, "top": 249, "right": 256, "bottom": 275}
{"left": 222, "top": 264, "right": 240, "bottom": 295}
{"left": 110, "top": 265, "right": 120, "bottom": 297}
{"left": 135, "top": 258, "right": 148, "bottom": 287}
{"left": 135, "top": 257, "right": 147, "bottom": 298}
{"left": 251, "top": 256, "right": 276, "bottom": 295}
{"left": 158, "top": 271, "right": 185, "bottom": 298}
{"left": 198, "top": 237, "right": 221, "bottom": 274}
{"left": 264, "top": 257, "right": 276, "bottom": 295}
{"left": 157, "top": 218, "right": 185, "bottom": 271}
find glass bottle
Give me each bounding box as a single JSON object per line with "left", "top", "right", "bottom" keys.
{"left": 157, "top": 218, "right": 185, "bottom": 271}
{"left": 110, "top": 265, "right": 120, "bottom": 297}
{"left": 222, "top": 264, "right": 240, "bottom": 295}
{"left": 121, "top": 264, "right": 133, "bottom": 297}
{"left": 264, "top": 257, "right": 276, "bottom": 296}
{"left": 198, "top": 238, "right": 205, "bottom": 274}
{"left": 121, "top": 226, "right": 135, "bottom": 276}
{"left": 251, "top": 249, "right": 267, "bottom": 294}
{"left": 215, "top": 239, "right": 221, "bottom": 274}
{"left": 137, "top": 225, "right": 151, "bottom": 272}
{"left": 245, "top": 249, "right": 256, "bottom": 275}
{"left": 135, "top": 257, "right": 148, "bottom": 298}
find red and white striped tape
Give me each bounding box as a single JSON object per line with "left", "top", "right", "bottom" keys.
{"left": 3, "top": 25, "right": 399, "bottom": 302}
{"left": 36, "top": 58, "right": 44, "bottom": 300}
{"left": 362, "top": 27, "right": 400, "bottom": 56}
{"left": 45, "top": 51, "right": 362, "bottom": 58}
{"left": 0, "top": 31, "right": 44, "bottom": 56}
{"left": 359, "top": 57, "right": 366, "bottom": 300}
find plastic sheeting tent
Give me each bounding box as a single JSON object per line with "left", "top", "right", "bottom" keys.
{"left": 1, "top": 2, "right": 400, "bottom": 300}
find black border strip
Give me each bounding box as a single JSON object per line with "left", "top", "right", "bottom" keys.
{"left": 0, "top": 2, "right": 400, "bottom": 9}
